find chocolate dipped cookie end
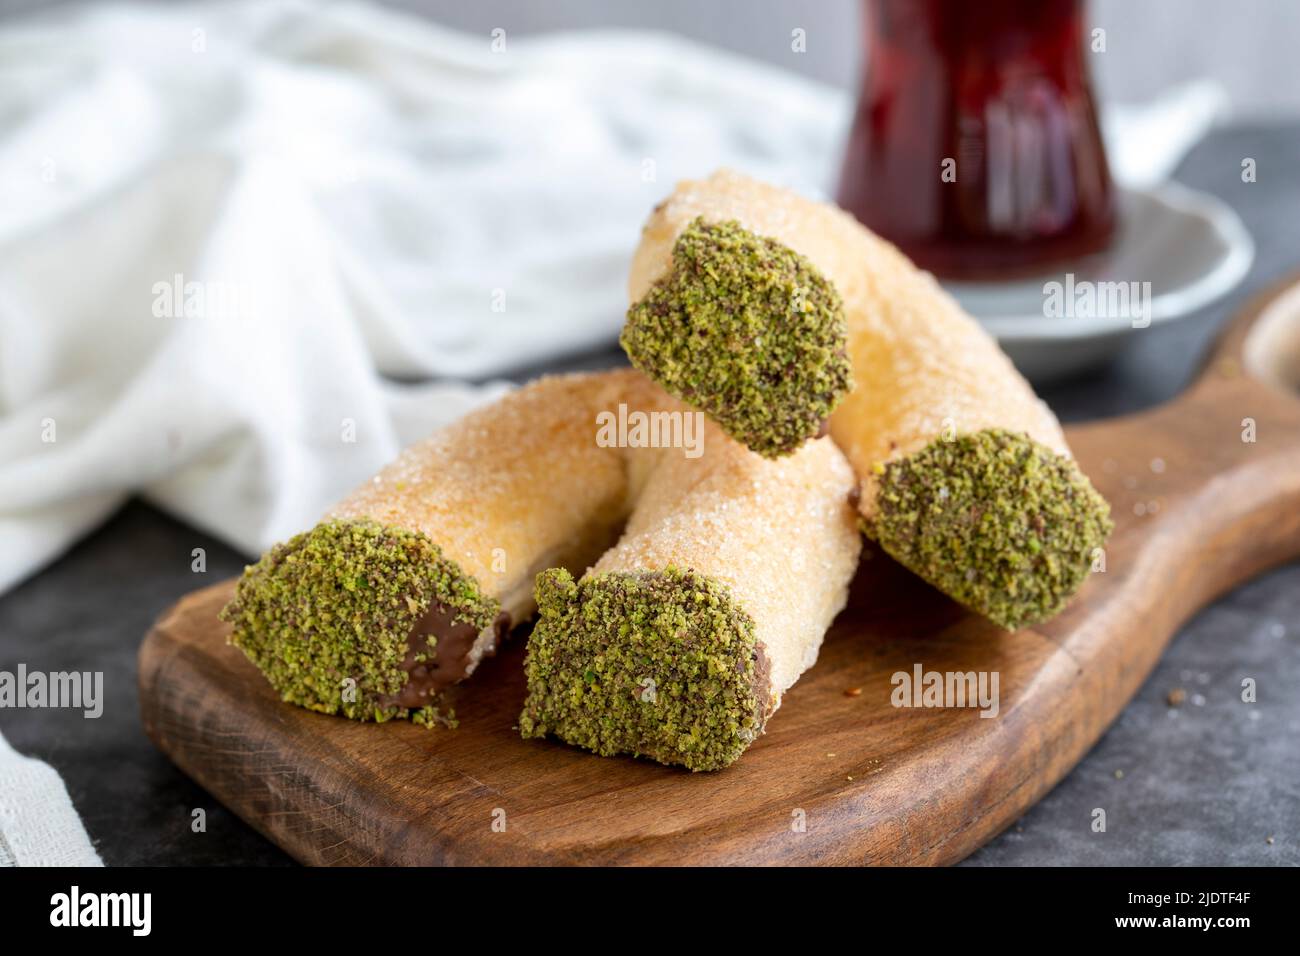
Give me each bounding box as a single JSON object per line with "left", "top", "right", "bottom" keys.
{"left": 866, "top": 429, "right": 1113, "bottom": 630}
{"left": 221, "top": 518, "right": 503, "bottom": 726}
{"left": 519, "top": 566, "right": 770, "bottom": 772}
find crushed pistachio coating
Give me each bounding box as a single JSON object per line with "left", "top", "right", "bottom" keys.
{"left": 869, "top": 429, "right": 1113, "bottom": 630}
{"left": 220, "top": 519, "right": 497, "bottom": 726}
{"left": 519, "top": 567, "right": 762, "bottom": 771}
{"left": 621, "top": 217, "right": 851, "bottom": 458}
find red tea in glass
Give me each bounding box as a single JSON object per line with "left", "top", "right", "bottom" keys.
{"left": 837, "top": 0, "right": 1116, "bottom": 279}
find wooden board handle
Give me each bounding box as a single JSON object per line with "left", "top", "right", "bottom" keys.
{"left": 1067, "top": 274, "right": 1300, "bottom": 617}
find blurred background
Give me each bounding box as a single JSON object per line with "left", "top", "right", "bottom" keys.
{"left": 3, "top": 0, "right": 1299, "bottom": 117}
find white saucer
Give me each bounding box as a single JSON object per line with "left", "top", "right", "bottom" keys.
{"left": 943, "top": 183, "right": 1255, "bottom": 382}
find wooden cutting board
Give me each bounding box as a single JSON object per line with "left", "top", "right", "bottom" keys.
{"left": 139, "top": 277, "right": 1300, "bottom": 865}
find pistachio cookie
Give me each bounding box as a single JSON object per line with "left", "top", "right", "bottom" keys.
{"left": 625, "top": 170, "right": 1111, "bottom": 628}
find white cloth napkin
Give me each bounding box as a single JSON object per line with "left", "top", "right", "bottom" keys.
{"left": 0, "top": 734, "right": 103, "bottom": 866}
{"left": 1103, "top": 79, "right": 1229, "bottom": 189}
{"left": 0, "top": 0, "right": 1226, "bottom": 866}
{"left": 0, "top": 0, "right": 847, "bottom": 596}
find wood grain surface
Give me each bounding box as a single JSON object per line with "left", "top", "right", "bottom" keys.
{"left": 138, "top": 277, "right": 1300, "bottom": 865}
